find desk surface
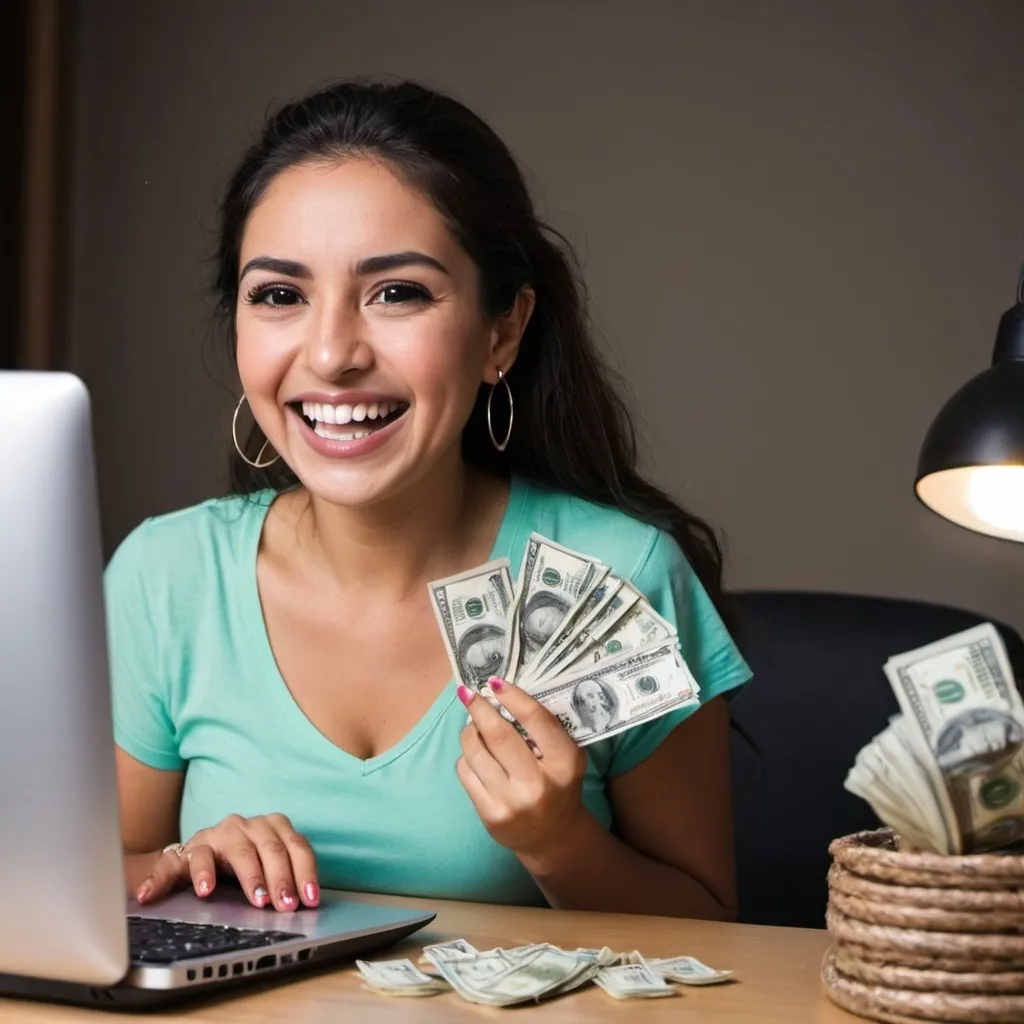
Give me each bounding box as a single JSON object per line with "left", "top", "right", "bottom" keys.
{"left": 0, "top": 892, "right": 855, "bottom": 1022}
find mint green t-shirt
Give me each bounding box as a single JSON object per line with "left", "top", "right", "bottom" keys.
{"left": 105, "top": 475, "right": 751, "bottom": 906}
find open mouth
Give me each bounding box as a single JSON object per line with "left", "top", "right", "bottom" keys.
{"left": 290, "top": 399, "right": 409, "bottom": 442}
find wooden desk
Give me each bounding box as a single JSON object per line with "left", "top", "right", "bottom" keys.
{"left": 0, "top": 892, "right": 857, "bottom": 1022}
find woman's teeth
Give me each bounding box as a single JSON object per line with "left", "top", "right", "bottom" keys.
{"left": 300, "top": 400, "right": 404, "bottom": 441}
{"left": 302, "top": 400, "right": 399, "bottom": 424}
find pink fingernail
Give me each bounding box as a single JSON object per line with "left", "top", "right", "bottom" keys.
{"left": 304, "top": 882, "right": 319, "bottom": 905}
{"left": 457, "top": 684, "right": 475, "bottom": 707}
{"left": 198, "top": 879, "right": 210, "bottom": 896}
{"left": 488, "top": 677, "right": 505, "bottom": 692}
{"left": 280, "top": 891, "right": 296, "bottom": 909}
{"left": 136, "top": 883, "right": 151, "bottom": 903}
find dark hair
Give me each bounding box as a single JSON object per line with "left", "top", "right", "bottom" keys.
{"left": 212, "top": 78, "right": 731, "bottom": 624}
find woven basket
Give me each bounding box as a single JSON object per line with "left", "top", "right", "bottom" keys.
{"left": 830, "top": 829, "right": 1024, "bottom": 890}
{"left": 824, "top": 950, "right": 1024, "bottom": 1023}
{"left": 823, "top": 829, "right": 1024, "bottom": 1023}
{"left": 832, "top": 946, "right": 1024, "bottom": 994}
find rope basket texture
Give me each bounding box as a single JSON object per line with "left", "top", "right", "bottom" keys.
{"left": 824, "top": 829, "right": 1024, "bottom": 1023}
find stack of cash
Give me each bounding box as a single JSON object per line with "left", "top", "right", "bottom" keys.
{"left": 355, "top": 939, "right": 733, "bottom": 1003}
{"left": 428, "top": 533, "right": 701, "bottom": 746}
{"left": 845, "top": 623, "right": 1024, "bottom": 854}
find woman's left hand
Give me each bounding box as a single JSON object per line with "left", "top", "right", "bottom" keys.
{"left": 456, "top": 677, "right": 589, "bottom": 862}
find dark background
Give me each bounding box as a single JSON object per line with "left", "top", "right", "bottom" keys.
{"left": 3, "top": 2, "right": 28, "bottom": 370}
{"left": 15, "top": 0, "right": 1024, "bottom": 630}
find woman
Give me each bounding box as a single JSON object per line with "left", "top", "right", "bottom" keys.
{"left": 110, "top": 78, "right": 751, "bottom": 921}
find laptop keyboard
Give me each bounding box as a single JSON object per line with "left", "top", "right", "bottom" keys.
{"left": 128, "top": 915, "right": 305, "bottom": 964}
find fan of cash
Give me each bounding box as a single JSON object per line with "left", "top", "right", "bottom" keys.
{"left": 427, "top": 533, "right": 701, "bottom": 747}
{"left": 356, "top": 938, "right": 732, "bottom": 1004}
{"left": 846, "top": 623, "right": 1024, "bottom": 855}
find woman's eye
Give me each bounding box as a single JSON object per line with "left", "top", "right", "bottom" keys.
{"left": 248, "top": 286, "right": 302, "bottom": 307}
{"left": 372, "top": 283, "right": 431, "bottom": 305}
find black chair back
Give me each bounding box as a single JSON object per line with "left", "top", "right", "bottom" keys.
{"left": 728, "top": 590, "right": 1024, "bottom": 929}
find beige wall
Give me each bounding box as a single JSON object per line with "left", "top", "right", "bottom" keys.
{"left": 68, "top": 0, "right": 1024, "bottom": 631}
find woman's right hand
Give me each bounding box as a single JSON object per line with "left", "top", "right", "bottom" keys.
{"left": 135, "top": 813, "right": 320, "bottom": 911}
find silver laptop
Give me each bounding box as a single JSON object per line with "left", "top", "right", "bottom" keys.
{"left": 0, "top": 371, "right": 434, "bottom": 1008}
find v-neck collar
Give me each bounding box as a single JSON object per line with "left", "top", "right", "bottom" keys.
{"left": 239, "top": 475, "right": 528, "bottom": 775}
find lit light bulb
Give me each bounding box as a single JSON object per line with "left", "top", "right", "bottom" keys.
{"left": 964, "top": 465, "right": 1024, "bottom": 533}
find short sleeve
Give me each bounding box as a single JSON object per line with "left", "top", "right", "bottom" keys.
{"left": 104, "top": 524, "right": 184, "bottom": 771}
{"left": 601, "top": 529, "right": 752, "bottom": 777}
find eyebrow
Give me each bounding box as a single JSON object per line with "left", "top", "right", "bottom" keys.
{"left": 238, "top": 256, "right": 310, "bottom": 281}
{"left": 238, "top": 251, "right": 449, "bottom": 282}
{"left": 357, "top": 251, "right": 449, "bottom": 276}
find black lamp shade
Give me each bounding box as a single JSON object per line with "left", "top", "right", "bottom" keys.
{"left": 915, "top": 301, "right": 1024, "bottom": 542}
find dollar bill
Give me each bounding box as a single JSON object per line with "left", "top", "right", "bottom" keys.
{"left": 572, "top": 947, "right": 621, "bottom": 966}
{"left": 419, "top": 938, "right": 478, "bottom": 963}
{"left": 846, "top": 743, "right": 942, "bottom": 855}
{"left": 883, "top": 623, "right": 1024, "bottom": 853}
{"left": 509, "top": 534, "right": 608, "bottom": 683}
{"left": 428, "top": 559, "right": 516, "bottom": 692}
{"left": 524, "top": 642, "right": 700, "bottom": 747}
{"left": 355, "top": 958, "right": 447, "bottom": 996}
{"left": 529, "top": 581, "right": 642, "bottom": 683}
{"left": 650, "top": 956, "right": 734, "bottom": 985}
{"left": 424, "top": 945, "right": 589, "bottom": 1006}
{"left": 594, "top": 961, "right": 676, "bottom": 999}
{"left": 554, "top": 599, "right": 679, "bottom": 681}
{"left": 845, "top": 714, "right": 960, "bottom": 853}
{"left": 525, "top": 575, "right": 624, "bottom": 682}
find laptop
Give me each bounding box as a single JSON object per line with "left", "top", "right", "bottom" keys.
{"left": 0, "top": 371, "right": 435, "bottom": 1008}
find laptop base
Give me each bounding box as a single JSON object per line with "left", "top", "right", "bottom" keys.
{"left": 0, "top": 915, "right": 431, "bottom": 1011}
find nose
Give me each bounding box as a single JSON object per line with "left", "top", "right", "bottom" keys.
{"left": 306, "top": 300, "right": 374, "bottom": 380}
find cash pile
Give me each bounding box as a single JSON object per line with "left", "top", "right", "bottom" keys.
{"left": 845, "top": 623, "right": 1024, "bottom": 854}
{"left": 356, "top": 939, "right": 733, "bottom": 1003}
{"left": 428, "top": 533, "right": 701, "bottom": 746}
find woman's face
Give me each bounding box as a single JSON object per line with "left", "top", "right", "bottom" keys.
{"left": 235, "top": 157, "right": 523, "bottom": 509}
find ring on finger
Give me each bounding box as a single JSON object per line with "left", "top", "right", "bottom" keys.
{"left": 161, "top": 842, "right": 191, "bottom": 862}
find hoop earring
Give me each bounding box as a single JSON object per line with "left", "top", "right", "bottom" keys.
{"left": 487, "top": 369, "right": 513, "bottom": 453}
{"left": 231, "top": 394, "right": 279, "bottom": 469}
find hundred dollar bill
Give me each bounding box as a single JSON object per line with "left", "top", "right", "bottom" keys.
{"left": 428, "top": 559, "right": 515, "bottom": 692}
{"left": 845, "top": 718, "right": 957, "bottom": 853}
{"left": 594, "top": 961, "right": 676, "bottom": 999}
{"left": 530, "top": 581, "right": 642, "bottom": 683}
{"left": 537, "top": 598, "right": 679, "bottom": 686}
{"left": 509, "top": 534, "right": 608, "bottom": 682}
{"left": 355, "top": 958, "right": 447, "bottom": 996}
{"left": 498, "top": 944, "right": 603, "bottom": 998}
{"left": 884, "top": 624, "right": 1024, "bottom": 853}
{"left": 524, "top": 642, "right": 700, "bottom": 747}
{"left": 650, "top": 956, "right": 734, "bottom": 986}
{"left": 424, "top": 945, "right": 586, "bottom": 1006}
{"left": 419, "top": 938, "right": 478, "bottom": 964}
{"left": 525, "top": 575, "right": 624, "bottom": 682}
{"left": 592, "top": 601, "right": 677, "bottom": 663}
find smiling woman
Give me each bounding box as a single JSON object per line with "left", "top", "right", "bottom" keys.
{"left": 231, "top": 157, "right": 505, "bottom": 505}
{"left": 105, "top": 78, "right": 752, "bottom": 922}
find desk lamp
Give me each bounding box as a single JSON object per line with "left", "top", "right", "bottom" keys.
{"left": 915, "top": 264, "right": 1024, "bottom": 540}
